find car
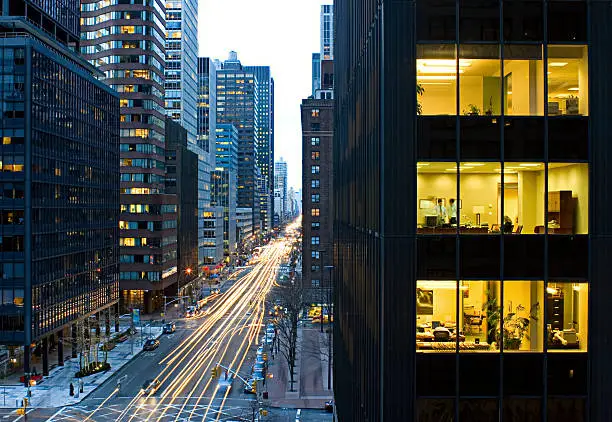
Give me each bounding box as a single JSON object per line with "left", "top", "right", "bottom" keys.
{"left": 141, "top": 379, "right": 161, "bottom": 395}
{"left": 325, "top": 400, "right": 334, "bottom": 412}
{"left": 162, "top": 322, "right": 176, "bottom": 334}
{"left": 143, "top": 339, "right": 160, "bottom": 351}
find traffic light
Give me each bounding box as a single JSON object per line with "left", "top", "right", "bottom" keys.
{"left": 23, "top": 398, "right": 28, "bottom": 407}
{"left": 251, "top": 381, "right": 257, "bottom": 393}
{"left": 260, "top": 409, "right": 268, "bottom": 416}
{"left": 263, "top": 353, "right": 268, "bottom": 361}
{"left": 211, "top": 366, "right": 219, "bottom": 379}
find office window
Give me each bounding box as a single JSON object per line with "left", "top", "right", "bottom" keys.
{"left": 311, "top": 194, "right": 320, "bottom": 203}
{"left": 459, "top": 0, "right": 500, "bottom": 42}
{"left": 459, "top": 45, "right": 501, "bottom": 117}
{"left": 503, "top": 162, "right": 545, "bottom": 234}
{"left": 312, "top": 251, "right": 320, "bottom": 259}
{"left": 311, "top": 109, "right": 320, "bottom": 118}
{"left": 312, "top": 222, "right": 320, "bottom": 230}
{"left": 311, "top": 236, "right": 320, "bottom": 245}
{"left": 416, "top": 280, "right": 457, "bottom": 353}
{"left": 416, "top": 162, "right": 457, "bottom": 233}
{"left": 460, "top": 281, "right": 500, "bottom": 353}
{"left": 311, "top": 123, "right": 320, "bottom": 131}
{"left": 502, "top": 281, "right": 544, "bottom": 352}
{"left": 311, "top": 208, "right": 320, "bottom": 217}
{"left": 504, "top": 118, "right": 545, "bottom": 161}
{"left": 311, "top": 137, "right": 320, "bottom": 146}
{"left": 547, "top": 2, "right": 587, "bottom": 43}
{"left": 311, "top": 151, "right": 320, "bottom": 161}
{"left": 459, "top": 162, "right": 502, "bottom": 232}
{"left": 503, "top": 45, "right": 544, "bottom": 116}
{"left": 547, "top": 163, "right": 588, "bottom": 235}
{"left": 417, "top": 44, "right": 457, "bottom": 116}
{"left": 311, "top": 165, "right": 320, "bottom": 174}
{"left": 311, "top": 179, "right": 320, "bottom": 189}
{"left": 311, "top": 265, "right": 320, "bottom": 272}
{"left": 547, "top": 282, "right": 588, "bottom": 352}
{"left": 503, "top": 1, "right": 543, "bottom": 42}
{"left": 312, "top": 279, "right": 320, "bottom": 288}
{"left": 547, "top": 46, "right": 588, "bottom": 116}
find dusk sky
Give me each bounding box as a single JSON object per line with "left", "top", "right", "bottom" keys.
{"left": 199, "top": 0, "right": 330, "bottom": 190}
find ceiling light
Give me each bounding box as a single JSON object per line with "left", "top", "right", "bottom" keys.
{"left": 418, "top": 66, "right": 464, "bottom": 74}
{"left": 549, "top": 62, "right": 568, "bottom": 67}
{"left": 463, "top": 163, "right": 485, "bottom": 166}
{"left": 417, "top": 75, "right": 457, "bottom": 81}
{"left": 418, "top": 60, "right": 472, "bottom": 67}
{"left": 519, "top": 163, "right": 541, "bottom": 167}
{"left": 507, "top": 91, "right": 512, "bottom": 95}
{"left": 568, "top": 87, "right": 580, "bottom": 91}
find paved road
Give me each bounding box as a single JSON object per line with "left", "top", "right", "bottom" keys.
{"left": 15, "top": 241, "right": 290, "bottom": 422}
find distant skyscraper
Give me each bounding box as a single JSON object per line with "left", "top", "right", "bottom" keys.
{"left": 245, "top": 66, "right": 274, "bottom": 233}
{"left": 196, "top": 57, "right": 223, "bottom": 267}
{"left": 312, "top": 53, "right": 321, "bottom": 96}
{"left": 320, "top": 5, "right": 334, "bottom": 60}
{"left": 274, "top": 160, "right": 288, "bottom": 225}
{"left": 216, "top": 52, "right": 261, "bottom": 233}
{"left": 212, "top": 124, "right": 239, "bottom": 254}
{"left": 82, "top": 0, "right": 181, "bottom": 313}
{"left": 2, "top": 1, "right": 121, "bottom": 375}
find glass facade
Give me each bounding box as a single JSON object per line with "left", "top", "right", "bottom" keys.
{"left": 335, "top": 1, "right": 597, "bottom": 421}
{"left": 0, "top": 39, "right": 120, "bottom": 345}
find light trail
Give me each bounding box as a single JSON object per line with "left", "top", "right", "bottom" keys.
{"left": 104, "top": 239, "right": 288, "bottom": 422}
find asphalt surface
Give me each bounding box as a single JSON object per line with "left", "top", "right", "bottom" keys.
{"left": 0, "top": 240, "right": 330, "bottom": 422}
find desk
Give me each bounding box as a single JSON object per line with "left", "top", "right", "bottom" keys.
{"left": 417, "top": 227, "right": 490, "bottom": 234}
{"left": 416, "top": 341, "right": 491, "bottom": 351}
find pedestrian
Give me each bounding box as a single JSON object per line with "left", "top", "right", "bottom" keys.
{"left": 69, "top": 382, "right": 74, "bottom": 396}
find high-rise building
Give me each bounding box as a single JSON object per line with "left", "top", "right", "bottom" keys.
{"left": 320, "top": 5, "right": 334, "bottom": 60}
{"left": 0, "top": 0, "right": 120, "bottom": 375}
{"left": 312, "top": 53, "right": 321, "bottom": 96}
{"left": 212, "top": 124, "right": 239, "bottom": 255}
{"left": 164, "top": 0, "right": 198, "bottom": 142}
{"left": 274, "top": 159, "right": 288, "bottom": 225}
{"left": 196, "top": 57, "right": 224, "bottom": 268}
{"left": 301, "top": 101, "right": 333, "bottom": 303}
{"left": 165, "top": 119, "right": 198, "bottom": 295}
{"left": 81, "top": 0, "right": 180, "bottom": 313}
{"left": 216, "top": 52, "right": 261, "bottom": 233}
{"left": 334, "top": 1, "right": 611, "bottom": 421}
{"left": 245, "top": 66, "right": 274, "bottom": 233}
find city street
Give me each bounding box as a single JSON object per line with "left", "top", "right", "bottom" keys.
{"left": 3, "top": 239, "right": 325, "bottom": 422}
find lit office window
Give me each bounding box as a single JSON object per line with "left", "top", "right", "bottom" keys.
{"left": 547, "top": 163, "right": 589, "bottom": 234}
{"left": 417, "top": 44, "right": 457, "bottom": 115}
{"left": 311, "top": 109, "right": 320, "bottom": 118}
{"left": 311, "top": 236, "right": 320, "bottom": 245}
{"left": 460, "top": 280, "right": 500, "bottom": 353}
{"left": 502, "top": 281, "right": 544, "bottom": 352}
{"left": 416, "top": 162, "right": 457, "bottom": 233}
{"left": 547, "top": 45, "right": 588, "bottom": 116}
{"left": 503, "top": 45, "right": 544, "bottom": 116}
{"left": 312, "top": 165, "right": 320, "bottom": 174}
{"left": 312, "top": 194, "right": 320, "bottom": 203}
{"left": 503, "top": 162, "right": 545, "bottom": 234}
{"left": 312, "top": 151, "right": 320, "bottom": 161}
{"left": 416, "top": 280, "right": 457, "bottom": 353}
{"left": 311, "top": 208, "right": 320, "bottom": 217}
{"left": 459, "top": 45, "right": 501, "bottom": 117}
{"left": 311, "top": 179, "right": 320, "bottom": 189}
{"left": 311, "top": 137, "right": 320, "bottom": 146}
{"left": 547, "top": 282, "right": 588, "bottom": 352}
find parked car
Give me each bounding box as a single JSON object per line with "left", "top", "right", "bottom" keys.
{"left": 325, "top": 400, "right": 334, "bottom": 412}
{"left": 163, "top": 322, "right": 176, "bottom": 334}
{"left": 143, "top": 339, "right": 160, "bottom": 351}
{"left": 141, "top": 379, "right": 161, "bottom": 395}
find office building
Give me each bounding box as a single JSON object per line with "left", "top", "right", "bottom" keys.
{"left": 216, "top": 52, "right": 261, "bottom": 233}
{"left": 320, "top": 4, "right": 334, "bottom": 60}
{"left": 274, "top": 159, "right": 288, "bottom": 225}
{"left": 212, "top": 124, "right": 239, "bottom": 255}
{"left": 196, "top": 57, "right": 224, "bottom": 268}
{"left": 245, "top": 66, "right": 274, "bottom": 233}
{"left": 81, "top": 0, "right": 180, "bottom": 313}
{"left": 0, "top": 1, "right": 120, "bottom": 375}
{"left": 236, "top": 208, "right": 254, "bottom": 244}
{"left": 312, "top": 53, "right": 321, "bottom": 96}
{"left": 164, "top": 119, "right": 198, "bottom": 296}
{"left": 301, "top": 100, "right": 333, "bottom": 303}
{"left": 334, "top": 1, "right": 610, "bottom": 421}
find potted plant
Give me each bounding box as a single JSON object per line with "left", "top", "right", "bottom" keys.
{"left": 566, "top": 95, "right": 579, "bottom": 115}
{"left": 463, "top": 104, "right": 481, "bottom": 116}
{"left": 417, "top": 83, "right": 424, "bottom": 115}
{"left": 483, "top": 296, "right": 540, "bottom": 350}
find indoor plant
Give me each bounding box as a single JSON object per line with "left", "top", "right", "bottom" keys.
{"left": 483, "top": 296, "right": 540, "bottom": 350}
{"left": 417, "top": 83, "right": 424, "bottom": 115}
{"left": 463, "top": 104, "right": 480, "bottom": 116}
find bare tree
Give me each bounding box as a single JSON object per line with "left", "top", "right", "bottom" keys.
{"left": 273, "top": 281, "right": 302, "bottom": 392}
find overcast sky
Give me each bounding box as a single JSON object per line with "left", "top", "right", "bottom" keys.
{"left": 199, "top": 0, "right": 329, "bottom": 190}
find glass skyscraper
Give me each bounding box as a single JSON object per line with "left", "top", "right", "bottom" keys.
{"left": 0, "top": 0, "right": 120, "bottom": 376}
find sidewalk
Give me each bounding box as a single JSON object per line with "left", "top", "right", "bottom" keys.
{"left": 266, "top": 322, "right": 332, "bottom": 409}
{"left": 0, "top": 322, "right": 162, "bottom": 409}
